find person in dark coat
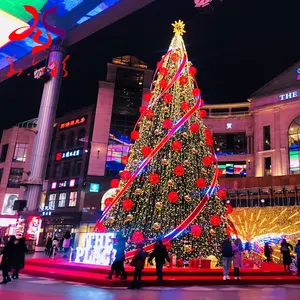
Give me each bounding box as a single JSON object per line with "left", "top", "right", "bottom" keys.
{"left": 0, "top": 235, "right": 16, "bottom": 284}
{"left": 149, "top": 240, "right": 170, "bottom": 281}
{"left": 295, "top": 240, "right": 300, "bottom": 277}
{"left": 12, "top": 238, "right": 28, "bottom": 279}
{"left": 280, "top": 239, "right": 293, "bottom": 271}
{"left": 222, "top": 237, "right": 233, "bottom": 280}
{"left": 45, "top": 237, "right": 52, "bottom": 256}
{"left": 264, "top": 242, "right": 271, "bottom": 262}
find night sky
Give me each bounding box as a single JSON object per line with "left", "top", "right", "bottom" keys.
{"left": 0, "top": 0, "right": 300, "bottom": 135}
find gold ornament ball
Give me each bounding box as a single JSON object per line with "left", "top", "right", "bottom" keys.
{"left": 210, "top": 229, "right": 216, "bottom": 236}
{"left": 155, "top": 202, "right": 162, "bottom": 210}
{"left": 183, "top": 160, "right": 190, "bottom": 166}
{"left": 138, "top": 121, "right": 142, "bottom": 126}
{"left": 154, "top": 129, "right": 161, "bottom": 135}
{"left": 168, "top": 180, "right": 174, "bottom": 187}
{"left": 184, "top": 244, "right": 192, "bottom": 253}
{"left": 145, "top": 120, "right": 152, "bottom": 126}
{"left": 132, "top": 159, "right": 139, "bottom": 166}
{"left": 182, "top": 132, "right": 189, "bottom": 139}
{"left": 135, "top": 188, "right": 142, "bottom": 195}
{"left": 126, "top": 214, "right": 134, "bottom": 222}
{"left": 153, "top": 223, "right": 161, "bottom": 230}
{"left": 161, "top": 158, "right": 169, "bottom": 165}
{"left": 184, "top": 195, "right": 192, "bottom": 202}
{"left": 108, "top": 217, "right": 115, "bottom": 224}
{"left": 192, "top": 148, "right": 198, "bottom": 154}
{"left": 163, "top": 106, "right": 169, "bottom": 112}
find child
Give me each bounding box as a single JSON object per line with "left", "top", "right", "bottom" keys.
{"left": 128, "top": 243, "right": 147, "bottom": 289}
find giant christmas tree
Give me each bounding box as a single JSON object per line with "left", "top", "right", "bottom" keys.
{"left": 95, "top": 21, "right": 229, "bottom": 263}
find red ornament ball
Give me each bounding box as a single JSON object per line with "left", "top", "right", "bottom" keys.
{"left": 192, "top": 88, "right": 201, "bottom": 97}
{"left": 191, "top": 225, "right": 202, "bottom": 237}
{"left": 122, "top": 199, "right": 133, "bottom": 211}
{"left": 145, "top": 109, "right": 154, "bottom": 119}
{"left": 121, "top": 156, "right": 129, "bottom": 165}
{"left": 226, "top": 204, "right": 233, "bottom": 215}
{"left": 226, "top": 227, "right": 231, "bottom": 236}
{"left": 189, "top": 66, "right": 197, "bottom": 76}
{"left": 97, "top": 223, "right": 107, "bottom": 233}
{"left": 179, "top": 75, "right": 188, "bottom": 85}
{"left": 217, "top": 189, "right": 227, "bottom": 199}
{"left": 199, "top": 99, "right": 205, "bottom": 107}
{"left": 139, "top": 106, "right": 147, "bottom": 114}
{"left": 132, "top": 231, "right": 144, "bottom": 244}
{"left": 174, "top": 165, "right": 185, "bottom": 176}
{"left": 131, "top": 130, "right": 139, "bottom": 140}
{"left": 163, "top": 119, "right": 173, "bottom": 129}
{"left": 202, "top": 156, "right": 212, "bottom": 167}
{"left": 149, "top": 173, "right": 160, "bottom": 185}
{"left": 210, "top": 215, "right": 221, "bottom": 226}
{"left": 171, "top": 52, "right": 180, "bottom": 62}
{"left": 196, "top": 178, "right": 207, "bottom": 188}
{"left": 163, "top": 93, "right": 173, "bottom": 103}
{"left": 190, "top": 123, "right": 200, "bottom": 133}
{"left": 172, "top": 140, "right": 182, "bottom": 151}
{"left": 110, "top": 179, "right": 120, "bottom": 188}
{"left": 159, "top": 67, "right": 168, "bottom": 76}
{"left": 159, "top": 79, "right": 168, "bottom": 89}
{"left": 199, "top": 110, "right": 207, "bottom": 119}
{"left": 168, "top": 191, "right": 179, "bottom": 203}
{"left": 180, "top": 102, "right": 190, "bottom": 111}
{"left": 143, "top": 93, "right": 152, "bottom": 102}
{"left": 104, "top": 197, "right": 113, "bottom": 207}
{"left": 206, "top": 136, "right": 214, "bottom": 146}
{"left": 165, "top": 241, "right": 172, "bottom": 250}
{"left": 210, "top": 155, "right": 217, "bottom": 163}
{"left": 120, "top": 170, "right": 131, "bottom": 181}
{"left": 142, "top": 146, "right": 152, "bottom": 157}
{"left": 204, "top": 129, "right": 212, "bottom": 138}
{"left": 216, "top": 168, "right": 223, "bottom": 177}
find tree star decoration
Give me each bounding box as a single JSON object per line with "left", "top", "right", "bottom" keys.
{"left": 172, "top": 20, "right": 186, "bottom": 36}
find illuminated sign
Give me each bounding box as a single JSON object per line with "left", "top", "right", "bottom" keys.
{"left": 51, "top": 178, "right": 78, "bottom": 190}
{"left": 226, "top": 123, "right": 232, "bottom": 129}
{"left": 75, "top": 233, "right": 116, "bottom": 266}
{"left": 56, "top": 149, "right": 82, "bottom": 161}
{"left": 90, "top": 183, "right": 100, "bottom": 193}
{"left": 25, "top": 216, "right": 41, "bottom": 241}
{"left": 279, "top": 91, "right": 298, "bottom": 101}
{"left": 2, "top": 194, "right": 18, "bottom": 215}
{"left": 195, "top": 0, "right": 213, "bottom": 7}
{"left": 297, "top": 68, "right": 300, "bottom": 80}
{"left": 59, "top": 116, "right": 87, "bottom": 130}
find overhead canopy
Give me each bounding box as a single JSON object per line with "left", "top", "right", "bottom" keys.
{"left": 0, "top": 0, "right": 155, "bottom": 82}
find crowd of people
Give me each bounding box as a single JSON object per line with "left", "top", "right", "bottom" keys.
{"left": 44, "top": 231, "right": 73, "bottom": 258}
{"left": 0, "top": 235, "right": 28, "bottom": 284}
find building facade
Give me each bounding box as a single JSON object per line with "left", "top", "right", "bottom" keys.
{"left": 0, "top": 119, "right": 37, "bottom": 236}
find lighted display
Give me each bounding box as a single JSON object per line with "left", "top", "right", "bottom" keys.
{"left": 100, "top": 188, "right": 118, "bottom": 211}
{"left": 288, "top": 117, "right": 300, "bottom": 174}
{"left": 218, "top": 163, "right": 246, "bottom": 177}
{"left": 25, "top": 216, "right": 41, "bottom": 241}
{"left": 0, "top": 0, "right": 121, "bottom": 72}
{"left": 75, "top": 232, "right": 116, "bottom": 266}
{"left": 2, "top": 194, "right": 18, "bottom": 215}
{"left": 56, "top": 149, "right": 82, "bottom": 161}
{"left": 90, "top": 183, "right": 100, "bottom": 193}
{"left": 59, "top": 116, "right": 87, "bottom": 130}
{"left": 50, "top": 178, "right": 78, "bottom": 190}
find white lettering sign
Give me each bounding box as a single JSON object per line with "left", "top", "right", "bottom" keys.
{"left": 194, "top": 0, "right": 212, "bottom": 7}
{"left": 227, "top": 123, "right": 232, "bottom": 129}
{"left": 75, "top": 233, "right": 116, "bottom": 266}
{"left": 279, "top": 91, "right": 298, "bottom": 101}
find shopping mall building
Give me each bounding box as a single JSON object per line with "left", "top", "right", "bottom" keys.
{"left": 0, "top": 58, "right": 299, "bottom": 247}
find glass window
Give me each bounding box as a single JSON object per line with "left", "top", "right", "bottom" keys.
{"left": 288, "top": 116, "right": 300, "bottom": 174}
{"left": 214, "top": 133, "right": 247, "bottom": 155}
{"left": 58, "top": 193, "right": 67, "bottom": 207}
{"left": 12, "top": 143, "right": 28, "bottom": 162}
{"left": 62, "top": 162, "right": 71, "bottom": 178}
{"left": 7, "top": 168, "right": 23, "bottom": 188}
{"left": 0, "top": 168, "right": 3, "bottom": 184}
{"left": 49, "top": 194, "right": 56, "bottom": 210}
{"left": 77, "top": 129, "right": 86, "bottom": 146}
{"left": 264, "top": 157, "right": 272, "bottom": 176}
{"left": 66, "top": 131, "right": 75, "bottom": 148}
{"left": 263, "top": 126, "right": 271, "bottom": 150}
{"left": 54, "top": 164, "right": 61, "bottom": 178}
{"left": 75, "top": 161, "right": 82, "bottom": 176}
{"left": 57, "top": 134, "right": 66, "bottom": 150}
{"left": 0, "top": 144, "right": 9, "bottom": 162}
{"left": 69, "top": 192, "right": 77, "bottom": 207}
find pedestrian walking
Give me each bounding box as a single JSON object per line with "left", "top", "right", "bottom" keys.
{"left": 232, "top": 238, "right": 243, "bottom": 280}
{"left": 222, "top": 237, "right": 233, "bottom": 280}
{"left": 280, "top": 239, "right": 293, "bottom": 271}
{"left": 45, "top": 237, "right": 52, "bottom": 256}
{"left": 148, "top": 240, "right": 170, "bottom": 281}
{"left": 0, "top": 235, "right": 16, "bottom": 284}
{"left": 62, "top": 231, "right": 72, "bottom": 258}
{"left": 128, "top": 243, "right": 147, "bottom": 289}
{"left": 294, "top": 240, "right": 300, "bottom": 277}
{"left": 264, "top": 242, "right": 271, "bottom": 262}
{"left": 12, "top": 238, "right": 28, "bottom": 279}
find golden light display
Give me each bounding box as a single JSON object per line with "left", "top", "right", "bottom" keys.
{"left": 172, "top": 20, "right": 186, "bottom": 36}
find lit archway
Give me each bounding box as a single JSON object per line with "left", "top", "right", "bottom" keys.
{"left": 288, "top": 116, "right": 300, "bottom": 174}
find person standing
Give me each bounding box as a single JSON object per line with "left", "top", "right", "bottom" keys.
{"left": 12, "top": 238, "right": 28, "bottom": 279}
{"left": 232, "top": 238, "right": 243, "bottom": 280}
{"left": 62, "top": 231, "right": 72, "bottom": 258}
{"left": 264, "top": 242, "right": 271, "bottom": 262}
{"left": 222, "top": 237, "right": 233, "bottom": 280}
{"left": 128, "top": 243, "right": 147, "bottom": 289}
{"left": 294, "top": 240, "right": 300, "bottom": 277}
{"left": 0, "top": 235, "right": 16, "bottom": 284}
{"left": 50, "top": 236, "right": 59, "bottom": 258}
{"left": 149, "top": 240, "right": 170, "bottom": 281}
{"left": 280, "top": 239, "right": 293, "bottom": 271}
{"left": 45, "top": 236, "right": 52, "bottom": 256}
